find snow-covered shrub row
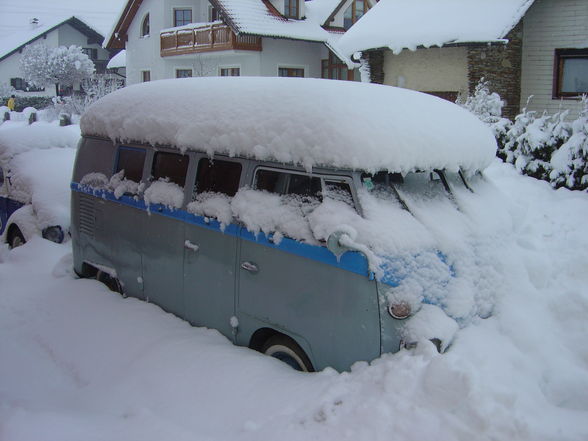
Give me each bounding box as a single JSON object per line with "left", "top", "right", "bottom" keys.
{"left": 461, "top": 80, "right": 588, "bottom": 191}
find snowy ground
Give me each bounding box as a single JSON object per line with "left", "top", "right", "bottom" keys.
{"left": 1, "top": 160, "right": 588, "bottom": 441}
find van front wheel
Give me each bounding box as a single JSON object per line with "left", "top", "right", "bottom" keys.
{"left": 262, "top": 335, "right": 314, "bottom": 372}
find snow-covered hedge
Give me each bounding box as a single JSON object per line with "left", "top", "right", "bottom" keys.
{"left": 461, "top": 80, "right": 588, "bottom": 192}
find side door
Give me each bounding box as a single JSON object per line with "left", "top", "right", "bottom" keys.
{"left": 140, "top": 150, "right": 190, "bottom": 316}
{"left": 182, "top": 156, "right": 244, "bottom": 339}
{"left": 235, "top": 167, "right": 381, "bottom": 371}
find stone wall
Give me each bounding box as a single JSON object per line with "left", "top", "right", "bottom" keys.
{"left": 467, "top": 21, "right": 524, "bottom": 120}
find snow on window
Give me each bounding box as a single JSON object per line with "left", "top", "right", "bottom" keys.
{"left": 144, "top": 179, "right": 184, "bottom": 209}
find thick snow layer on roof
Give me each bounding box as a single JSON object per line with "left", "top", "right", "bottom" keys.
{"left": 215, "top": 0, "right": 339, "bottom": 42}
{"left": 0, "top": 0, "right": 123, "bottom": 42}
{"left": 106, "top": 49, "right": 126, "bottom": 68}
{"left": 0, "top": 122, "right": 80, "bottom": 163}
{"left": 337, "top": 0, "right": 535, "bottom": 56}
{"left": 81, "top": 77, "right": 496, "bottom": 174}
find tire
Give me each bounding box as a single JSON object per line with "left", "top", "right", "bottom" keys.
{"left": 261, "top": 334, "right": 314, "bottom": 372}
{"left": 7, "top": 226, "right": 26, "bottom": 249}
{"left": 96, "top": 270, "right": 123, "bottom": 294}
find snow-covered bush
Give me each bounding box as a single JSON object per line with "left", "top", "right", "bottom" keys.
{"left": 458, "top": 78, "right": 511, "bottom": 147}
{"left": 0, "top": 82, "right": 16, "bottom": 98}
{"left": 549, "top": 97, "right": 588, "bottom": 191}
{"left": 20, "top": 43, "right": 94, "bottom": 93}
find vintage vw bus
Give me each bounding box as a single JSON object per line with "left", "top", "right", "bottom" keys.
{"left": 72, "top": 77, "right": 496, "bottom": 371}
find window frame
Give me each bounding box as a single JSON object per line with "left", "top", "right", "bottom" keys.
{"left": 219, "top": 66, "right": 241, "bottom": 77}
{"left": 321, "top": 51, "right": 354, "bottom": 81}
{"left": 278, "top": 66, "right": 305, "bottom": 78}
{"left": 114, "top": 146, "right": 147, "bottom": 183}
{"left": 193, "top": 157, "right": 243, "bottom": 198}
{"left": 284, "top": 0, "right": 299, "bottom": 19}
{"left": 343, "top": 0, "right": 369, "bottom": 30}
{"left": 173, "top": 7, "right": 193, "bottom": 27}
{"left": 553, "top": 48, "right": 588, "bottom": 99}
{"left": 141, "top": 70, "right": 151, "bottom": 82}
{"left": 141, "top": 13, "right": 150, "bottom": 37}
{"left": 151, "top": 151, "right": 190, "bottom": 187}
{"left": 175, "top": 68, "right": 193, "bottom": 78}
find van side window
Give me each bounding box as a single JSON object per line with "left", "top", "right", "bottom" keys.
{"left": 196, "top": 158, "right": 242, "bottom": 196}
{"left": 115, "top": 147, "right": 146, "bottom": 182}
{"left": 324, "top": 180, "right": 355, "bottom": 208}
{"left": 255, "top": 169, "right": 321, "bottom": 199}
{"left": 152, "top": 152, "right": 189, "bottom": 186}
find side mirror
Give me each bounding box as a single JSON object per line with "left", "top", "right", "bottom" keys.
{"left": 327, "top": 231, "right": 351, "bottom": 257}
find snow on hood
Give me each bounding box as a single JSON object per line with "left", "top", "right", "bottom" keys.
{"left": 9, "top": 148, "right": 77, "bottom": 230}
{"left": 337, "top": 0, "right": 535, "bottom": 56}
{"left": 0, "top": 122, "right": 80, "bottom": 163}
{"left": 81, "top": 77, "right": 497, "bottom": 174}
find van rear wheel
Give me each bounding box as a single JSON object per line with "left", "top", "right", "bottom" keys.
{"left": 262, "top": 335, "right": 314, "bottom": 372}
{"left": 96, "top": 270, "right": 123, "bottom": 295}
{"left": 7, "top": 226, "right": 25, "bottom": 249}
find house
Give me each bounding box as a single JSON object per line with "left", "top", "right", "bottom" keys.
{"left": 336, "top": 0, "right": 538, "bottom": 120}
{"left": 0, "top": 16, "right": 112, "bottom": 97}
{"left": 338, "top": 0, "right": 588, "bottom": 120}
{"left": 105, "top": 0, "right": 376, "bottom": 85}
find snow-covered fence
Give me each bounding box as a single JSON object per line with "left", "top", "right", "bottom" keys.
{"left": 460, "top": 80, "right": 588, "bottom": 192}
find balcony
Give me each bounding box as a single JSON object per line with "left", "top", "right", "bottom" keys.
{"left": 160, "top": 23, "right": 262, "bottom": 57}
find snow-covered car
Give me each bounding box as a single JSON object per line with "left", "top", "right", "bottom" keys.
{"left": 0, "top": 122, "right": 79, "bottom": 248}
{"left": 72, "top": 77, "right": 497, "bottom": 372}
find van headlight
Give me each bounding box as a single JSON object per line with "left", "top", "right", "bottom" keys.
{"left": 388, "top": 301, "right": 411, "bottom": 319}
{"left": 42, "top": 226, "right": 65, "bottom": 243}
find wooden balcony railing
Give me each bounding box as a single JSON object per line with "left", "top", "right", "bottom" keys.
{"left": 161, "top": 23, "right": 262, "bottom": 57}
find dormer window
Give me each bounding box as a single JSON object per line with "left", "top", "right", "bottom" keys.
{"left": 141, "top": 13, "right": 150, "bottom": 37}
{"left": 344, "top": 0, "right": 368, "bottom": 30}
{"left": 284, "top": 0, "right": 299, "bottom": 19}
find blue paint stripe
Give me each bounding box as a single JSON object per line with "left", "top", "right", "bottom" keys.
{"left": 71, "top": 182, "right": 372, "bottom": 279}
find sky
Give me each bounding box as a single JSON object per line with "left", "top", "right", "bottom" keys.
{"left": 0, "top": 0, "right": 126, "bottom": 38}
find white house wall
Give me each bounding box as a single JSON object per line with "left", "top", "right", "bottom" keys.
{"left": 125, "top": 0, "right": 327, "bottom": 84}
{"left": 383, "top": 46, "right": 469, "bottom": 96}
{"left": 57, "top": 23, "right": 109, "bottom": 63}
{"left": 521, "top": 0, "right": 588, "bottom": 117}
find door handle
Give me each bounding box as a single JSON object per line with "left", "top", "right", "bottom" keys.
{"left": 184, "top": 240, "right": 199, "bottom": 252}
{"left": 240, "top": 261, "right": 258, "bottom": 273}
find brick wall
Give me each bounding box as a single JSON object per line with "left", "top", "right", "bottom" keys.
{"left": 467, "top": 22, "right": 524, "bottom": 120}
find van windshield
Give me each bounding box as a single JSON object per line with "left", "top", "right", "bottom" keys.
{"left": 361, "top": 170, "right": 471, "bottom": 210}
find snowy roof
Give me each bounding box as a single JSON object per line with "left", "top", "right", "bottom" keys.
{"left": 337, "top": 0, "right": 536, "bottom": 56}
{"left": 106, "top": 49, "right": 126, "bottom": 68}
{"left": 0, "top": 16, "right": 104, "bottom": 62}
{"left": 81, "top": 77, "right": 496, "bottom": 174}
{"left": 212, "top": 0, "right": 340, "bottom": 42}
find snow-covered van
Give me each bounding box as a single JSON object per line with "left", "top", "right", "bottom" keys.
{"left": 0, "top": 122, "right": 79, "bottom": 248}
{"left": 72, "top": 77, "right": 496, "bottom": 372}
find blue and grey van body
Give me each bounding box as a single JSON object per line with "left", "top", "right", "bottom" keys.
{"left": 72, "top": 138, "right": 407, "bottom": 371}
{"left": 72, "top": 77, "right": 497, "bottom": 371}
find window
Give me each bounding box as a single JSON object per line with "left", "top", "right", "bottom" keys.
{"left": 284, "top": 0, "right": 299, "bottom": 19}
{"left": 344, "top": 0, "right": 368, "bottom": 30}
{"left": 152, "top": 152, "right": 189, "bottom": 187}
{"left": 141, "top": 13, "right": 150, "bottom": 37}
{"left": 176, "top": 69, "right": 193, "bottom": 78}
{"left": 278, "top": 67, "right": 304, "bottom": 77}
{"left": 82, "top": 48, "right": 98, "bottom": 60}
{"left": 321, "top": 51, "right": 353, "bottom": 80}
{"left": 209, "top": 5, "right": 221, "bottom": 22}
{"left": 10, "top": 77, "right": 44, "bottom": 92}
{"left": 220, "top": 67, "right": 240, "bottom": 76}
{"left": 0, "top": 166, "right": 4, "bottom": 187}
{"left": 196, "top": 158, "right": 242, "bottom": 196}
{"left": 142, "top": 70, "right": 151, "bottom": 82}
{"left": 115, "top": 147, "right": 147, "bottom": 182}
{"left": 174, "top": 8, "right": 192, "bottom": 27}
{"left": 255, "top": 169, "right": 321, "bottom": 198}
{"left": 554, "top": 48, "right": 588, "bottom": 98}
